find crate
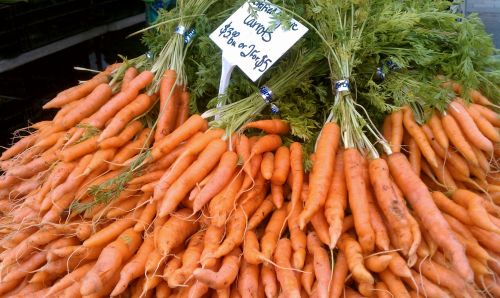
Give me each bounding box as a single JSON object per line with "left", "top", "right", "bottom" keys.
{"left": 0, "top": 0, "right": 145, "bottom": 59}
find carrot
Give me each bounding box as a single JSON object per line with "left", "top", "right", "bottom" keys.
{"left": 366, "top": 187, "right": 391, "bottom": 252}
{"left": 43, "top": 72, "right": 109, "bottom": 109}
{"left": 330, "top": 251, "right": 349, "bottom": 298}
{"left": 236, "top": 134, "right": 252, "bottom": 179}
{"left": 98, "top": 93, "right": 155, "bottom": 142}
{"left": 470, "top": 103, "right": 500, "bottom": 126}
{"left": 99, "top": 120, "right": 143, "bottom": 149}
{"left": 343, "top": 148, "right": 375, "bottom": 254}
{"left": 80, "top": 228, "right": 141, "bottom": 296}
{"left": 408, "top": 138, "right": 421, "bottom": 175}
{"left": 208, "top": 172, "right": 246, "bottom": 227}
{"left": 364, "top": 254, "right": 392, "bottom": 273}
{"left": 261, "top": 265, "right": 278, "bottom": 298}
{"left": 338, "top": 233, "right": 374, "bottom": 285}
{"left": 193, "top": 248, "right": 240, "bottom": 289}
{"left": 300, "top": 254, "right": 315, "bottom": 295}
{"left": 175, "top": 87, "right": 190, "bottom": 128}
{"left": 369, "top": 158, "right": 413, "bottom": 253}
{"left": 428, "top": 110, "right": 449, "bottom": 149}
{"left": 200, "top": 224, "right": 225, "bottom": 268}
{"left": 237, "top": 259, "right": 259, "bottom": 298}
{"left": 402, "top": 107, "right": 438, "bottom": 168}
{"left": 244, "top": 119, "right": 290, "bottom": 135}
{"left": 274, "top": 239, "right": 301, "bottom": 298}
{"left": 58, "top": 83, "right": 113, "bottom": 130}
{"left": 379, "top": 270, "right": 411, "bottom": 298}
{"left": 270, "top": 146, "right": 290, "bottom": 186}
{"left": 287, "top": 196, "right": 307, "bottom": 270}
{"left": 448, "top": 100, "right": 493, "bottom": 152}
{"left": 212, "top": 192, "right": 264, "bottom": 259}
{"left": 416, "top": 257, "right": 469, "bottom": 297}
{"left": 158, "top": 138, "right": 227, "bottom": 217}
{"left": 421, "top": 124, "right": 471, "bottom": 179}
{"left": 441, "top": 112, "right": 479, "bottom": 166}
{"left": 109, "top": 128, "right": 153, "bottom": 170}
{"left": 158, "top": 208, "right": 199, "bottom": 256}
{"left": 261, "top": 152, "right": 275, "bottom": 180}
{"left": 9, "top": 152, "right": 57, "bottom": 178}
{"left": 452, "top": 189, "right": 500, "bottom": 233}
{"left": 307, "top": 232, "right": 332, "bottom": 298}
{"left": 344, "top": 287, "right": 366, "bottom": 298}
{"left": 268, "top": 183, "right": 283, "bottom": 208}
{"left": 289, "top": 142, "right": 303, "bottom": 207}
{"left": 1, "top": 133, "right": 39, "bottom": 161}
{"left": 248, "top": 198, "right": 275, "bottom": 230}
{"left": 261, "top": 206, "right": 288, "bottom": 261}
{"left": 390, "top": 110, "right": 404, "bottom": 152}
{"left": 168, "top": 232, "right": 204, "bottom": 287}
{"left": 87, "top": 71, "right": 153, "bottom": 129}
{"left": 387, "top": 152, "right": 473, "bottom": 283}
{"left": 2, "top": 250, "right": 47, "bottom": 282}
{"left": 153, "top": 154, "right": 196, "bottom": 203}
{"left": 299, "top": 123, "right": 339, "bottom": 229}
{"left": 119, "top": 66, "right": 137, "bottom": 90}
{"left": 310, "top": 208, "right": 331, "bottom": 246}
{"left": 403, "top": 269, "right": 451, "bottom": 298}
{"left": 155, "top": 71, "right": 178, "bottom": 141}
{"left": 465, "top": 104, "right": 500, "bottom": 142}
{"left": 192, "top": 150, "right": 238, "bottom": 213}
{"left": 374, "top": 281, "right": 392, "bottom": 298}
{"left": 243, "top": 230, "right": 264, "bottom": 265}
{"left": 83, "top": 213, "right": 136, "bottom": 248}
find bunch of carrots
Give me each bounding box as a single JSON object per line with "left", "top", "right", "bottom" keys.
{"left": 0, "top": 61, "right": 498, "bottom": 298}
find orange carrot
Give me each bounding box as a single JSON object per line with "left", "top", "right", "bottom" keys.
{"left": 299, "top": 122, "right": 340, "bottom": 229}
{"left": 271, "top": 146, "right": 290, "bottom": 186}
{"left": 408, "top": 138, "right": 421, "bottom": 175}
{"left": 237, "top": 259, "right": 259, "bottom": 298}
{"left": 121, "top": 67, "right": 139, "bottom": 91}
{"left": 192, "top": 150, "right": 238, "bottom": 213}
{"left": 155, "top": 70, "right": 178, "bottom": 141}
{"left": 1, "top": 133, "right": 38, "bottom": 161}
{"left": 175, "top": 87, "right": 190, "bottom": 128}
{"left": 158, "top": 138, "right": 227, "bottom": 217}
{"left": 153, "top": 152, "right": 196, "bottom": 203}
{"left": 310, "top": 208, "right": 331, "bottom": 246}
{"left": 274, "top": 239, "right": 301, "bottom": 298}
{"left": 388, "top": 152, "right": 472, "bottom": 282}
{"left": 261, "top": 206, "right": 288, "bottom": 261}
{"left": 470, "top": 103, "right": 500, "bottom": 126}
{"left": 83, "top": 213, "right": 136, "bottom": 248}
{"left": 447, "top": 100, "right": 493, "bottom": 152}
{"left": 193, "top": 248, "right": 241, "bottom": 289}
{"left": 307, "top": 232, "right": 332, "bottom": 298}
{"left": 364, "top": 254, "right": 392, "bottom": 273}
{"left": 43, "top": 72, "right": 109, "bottom": 109}
{"left": 441, "top": 112, "right": 479, "bottom": 165}
{"left": 379, "top": 270, "right": 410, "bottom": 298}
{"left": 330, "top": 251, "right": 349, "bottom": 298}
{"left": 343, "top": 148, "right": 375, "bottom": 254}
{"left": 244, "top": 119, "right": 290, "bottom": 135}
{"left": 158, "top": 208, "right": 199, "bottom": 256}
{"left": 465, "top": 103, "right": 500, "bottom": 143}
{"left": 338, "top": 233, "right": 374, "bottom": 285}
{"left": 99, "top": 120, "right": 143, "bottom": 149}
{"left": 109, "top": 128, "right": 153, "bottom": 170}
{"left": 200, "top": 224, "right": 224, "bottom": 268}
{"left": 270, "top": 183, "right": 284, "bottom": 208}
{"left": 402, "top": 107, "right": 438, "bottom": 168}
{"left": 416, "top": 257, "right": 468, "bottom": 297}
{"left": 390, "top": 110, "right": 404, "bottom": 153}
{"left": 168, "top": 232, "right": 204, "bottom": 287}
{"left": 428, "top": 110, "right": 449, "bottom": 149}
{"left": 261, "top": 265, "right": 278, "bottom": 298}
{"left": 208, "top": 172, "right": 245, "bottom": 227}
{"left": 99, "top": 93, "right": 155, "bottom": 141}
{"left": 261, "top": 151, "right": 274, "bottom": 180}
{"left": 248, "top": 198, "right": 275, "bottom": 230}
{"left": 287, "top": 196, "right": 307, "bottom": 270}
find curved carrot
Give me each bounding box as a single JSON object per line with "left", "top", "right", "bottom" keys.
{"left": 390, "top": 110, "right": 404, "bottom": 153}
{"left": 243, "top": 119, "right": 290, "bottom": 135}
{"left": 193, "top": 248, "right": 240, "bottom": 290}
{"left": 428, "top": 110, "right": 449, "bottom": 149}
{"left": 465, "top": 104, "right": 500, "bottom": 143}
{"left": 448, "top": 100, "right": 493, "bottom": 152}
{"left": 299, "top": 122, "right": 340, "bottom": 229}
{"left": 208, "top": 173, "right": 245, "bottom": 227}
{"left": 121, "top": 67, "right": 139, "bottom": 91}
{"left": 387, "top": 152, "right": 473, "bottom": 283}
{"left": 99, "top": 120, "right": 143, "bottom": 149}
{"left": 365, "top": 254, "right": 392, "bottom": 273}
{"left": 470, "top": 103, "right": 500, "bottom": 127}
{"left": 338, "top": 233, "right": 374, "bottom": 285}
{"left": 441, "top": 112, "right": 479, "bottom": 166}
{"left": 402, "top": 107, "right": 438, "bottom": 168}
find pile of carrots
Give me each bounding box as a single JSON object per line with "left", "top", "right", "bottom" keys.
{"left": 0, "top": 64, "right": 498, "bottom": 298}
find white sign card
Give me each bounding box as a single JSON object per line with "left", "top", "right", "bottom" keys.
{"left": 210, "top": 1, "right": 308, "bottom": 82}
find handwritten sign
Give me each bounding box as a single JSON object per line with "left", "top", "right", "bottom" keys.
{"left": 210, "top": 1, "right": 308, "bottom": 82}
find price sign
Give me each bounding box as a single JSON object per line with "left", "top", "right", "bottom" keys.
{"left": 210, "top": 1, "right": 308, "bottom": 82}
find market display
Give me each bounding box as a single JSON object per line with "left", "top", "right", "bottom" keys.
{"left": 0, "top": 0, "right": 499, "bottom": 297}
